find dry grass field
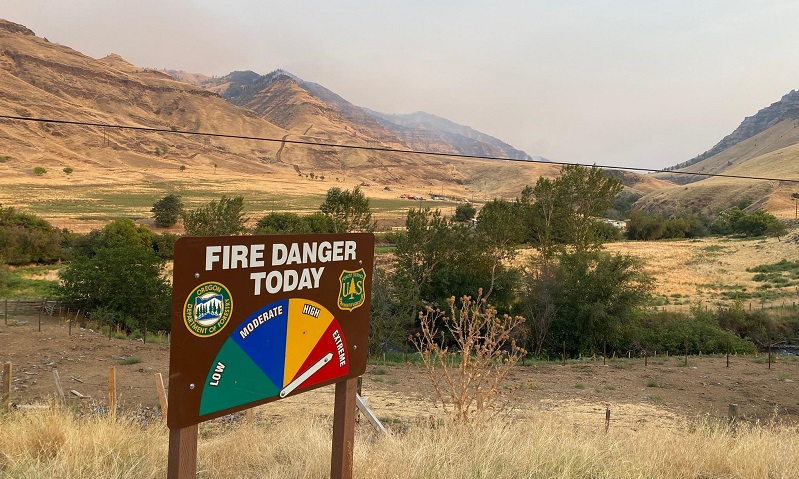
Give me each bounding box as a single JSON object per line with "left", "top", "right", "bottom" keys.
{"left": 2, "top": 229, "right": 799, "bottom": 477}
{"left": 3, "top": 309, "right": 799, "bottom": 477}
{"left": 1, "top": 407, "right": 798, "bottom": 478}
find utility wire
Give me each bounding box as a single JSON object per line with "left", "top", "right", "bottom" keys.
{"left": 2, "top": 113, "right": 798, "bottom": 184}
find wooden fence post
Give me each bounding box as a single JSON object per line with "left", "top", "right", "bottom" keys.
{"left": 768, "top": 343, "right": 772, "bottom": 370}
{"left": 728, "top": 403, "right": 738, "bottom": 424}
{"left": 108, "top": 367, "right": 117, "bottom": 416}
{"left": 604, "top": 406, "right": 611, "bottom": 434}
{"left": 4, "top": 299, "right": 7, "bottom": 326}
{"left": 155, "top": 373, "right": 168, "bottom": 424}
{"left": 2, "top": 362, "right": 11, "bottom": 410}
{"left": 53, "top": 369, "right": 66, "bottom": 407}
{"left": 684, "top": 342, "right": 688, "bottom": 367}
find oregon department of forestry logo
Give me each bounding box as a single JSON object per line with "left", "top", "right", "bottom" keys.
{"left": 338, "top": 268, "right": 366, "bottom": 311}
{"left": 183, "top": 282, "right": 233, "bottom": 337}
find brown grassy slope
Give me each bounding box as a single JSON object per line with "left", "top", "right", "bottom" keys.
{"left": 642, "top": 115, "right": 799, "bottom": 216}
{"left": 0, "top": 19, "right": 558, "bottom": 201}
{"left": 0, "top": 18, "right": 669, "bottom": 230}
{"left": 638, "top": 140, "right": 799, "bottom": 217}
{"left": 657, "top": 117, "right": 799, "bottom": 182}
{"left": 0, "top": 19, "right": 289, "bottom": 181}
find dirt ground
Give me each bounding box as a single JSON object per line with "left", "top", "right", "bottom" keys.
{"left": 2, "top": 315, "right": 798, "bottom": 431}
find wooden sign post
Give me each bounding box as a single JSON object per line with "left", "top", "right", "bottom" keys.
{"left": 167, "top": 233, "right": 374, "bottom": 478}
{"left": 331, "top": 378, "right": 358, "bottom": 479}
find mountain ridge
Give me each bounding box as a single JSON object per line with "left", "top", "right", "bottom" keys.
{"left": 172, "top": 68, "right": 536, "bottom": 161}
{"left": 660, "top": 89, "right": 799, "bottom": 183}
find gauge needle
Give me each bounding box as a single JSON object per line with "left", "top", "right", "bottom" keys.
{"left": 280, "top": 352, "right": 333, "bottom": 398}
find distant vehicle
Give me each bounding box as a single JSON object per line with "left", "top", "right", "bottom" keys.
{"left": 384, "top": 186, "right": 392, "bottom": 191}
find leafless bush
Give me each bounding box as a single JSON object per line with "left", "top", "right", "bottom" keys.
{"left": 410, "top": 290, "right": 526, "bottom": 422}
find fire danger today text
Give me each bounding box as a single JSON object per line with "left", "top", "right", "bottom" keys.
{"left": 204, "top": 240, "right": 359, "bottom": 295}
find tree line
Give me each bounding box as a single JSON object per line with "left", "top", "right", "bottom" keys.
{"left": 1, "top": 167, "right": 796, "bottom": 357}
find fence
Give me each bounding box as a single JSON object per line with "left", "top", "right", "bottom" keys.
{"left": 2, "top": 361, "right": 169, "bottom": 422}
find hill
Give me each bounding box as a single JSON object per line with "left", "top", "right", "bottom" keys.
{"left": 659, "top": 90, "right": 799, "bottom": 184}
{"left": 0, "top": 19, "right": 288, "bottom": 178}
{"left": 187, "top": 68, "right": 536, "bottom": 161}
{"left": 0, "top": 18, "right": 665, "bottom": 229}
{"left": 639, "top": 89, "right": 799, "bottom": 217}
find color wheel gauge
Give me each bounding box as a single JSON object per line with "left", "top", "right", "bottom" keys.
{"left": 199, "top": 298, "right": 349, "bottom": 416}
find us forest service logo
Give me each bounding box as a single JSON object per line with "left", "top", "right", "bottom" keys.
{"left": 338, "top": 268, "right": 366, "bottom": 311}
{"left": 184, "top": 282, "right": 233, "bottom": 337}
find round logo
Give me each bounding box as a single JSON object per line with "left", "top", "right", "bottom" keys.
{"left": 183, "top": 282, "right": 233, "bottom": 337}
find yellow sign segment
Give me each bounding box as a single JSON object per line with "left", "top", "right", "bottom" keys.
{"left": 283, "top": 299, "right": 334, "bottom": 385}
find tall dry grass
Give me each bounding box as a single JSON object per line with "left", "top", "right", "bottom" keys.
{"left": 1, "top": 408, "right": 797, "bottom": 478}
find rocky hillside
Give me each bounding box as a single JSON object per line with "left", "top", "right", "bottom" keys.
{"left": 366, "top": 110, "right": 534, "bottom": 161}
{"left": 187, "top": 69, "right": 535, "bottom": 160}
{"left": 0, "top": 17, "right": 668, "bottom": 229}
{"left": 0, "top": 18, "right": 287, "bottom": 180}
{"left": 634, "top": 88, "right": 799, "bottom": 218}
{"left": 658, "top": 89, "right": 799, "bottom": 184}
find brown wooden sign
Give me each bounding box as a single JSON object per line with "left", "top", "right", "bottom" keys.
{"left": 168, "top": 233, "right": 374, "bottom": 429}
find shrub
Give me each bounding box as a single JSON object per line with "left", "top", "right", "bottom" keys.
{"left": 454, "top": 202, "right": 476, "bottom": 222}
{"left": 182, "top": 196, "right": 248, "bottom": 236}
{"left": 62, "top": 167, "right": 73, "bottom": 174}
{"left": 153, "top": 232, "right": 179, "bottom": 259}
{"left": 33, "top": 166, "right": 46, "bottom": 175}
{"left": 411, "top": 292, "right": 526, "bottom": 421}
{"left": 151, "top": 194, "right": 183, "bottom": 228}
{"left": 0, "top": 205, "right": 65, "bottom": 264}
{"left": 320, "top": 186, "right": 376, "bottom": 233}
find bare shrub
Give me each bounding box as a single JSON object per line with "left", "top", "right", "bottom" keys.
{"left": 411, "top": 290, "right": 526, "bottom": 422}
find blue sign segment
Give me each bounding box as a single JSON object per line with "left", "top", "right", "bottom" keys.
{"left": 232, "top": 298, "right": 289, "bottom": 388}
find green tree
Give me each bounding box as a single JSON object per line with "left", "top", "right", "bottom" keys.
{"left": 521, "top": 166, "right": 623, "bottom": 254}
{"left": 368, "top": 266, "right": 417, "bottom": 355}
{"left": 153, "top": 232, "right": 179, "bottom": 259}
{"left": 453, "top": 202, "right": 476, "bottom": 222}
{"left": 738, "top": 210, "right": 786, "bottom": 238}
{"left": 710, "top": 208, "right": 786, "bottom": 238}
{"left": 182, "top": 195, "right": 248, "bottom": 236}
{"left": 302, "top": 212, "right": 334, "bottom": 233}
{"left": 546, "top": 250, "right": 653, "bottom": 355}
{"left": 626, "top": 211, "right": 666, "bottom": 240}
{"left": 475, "top": 199, "right": 525, "bottom": 252}
{"left": 394, "top": 208, "right": 519, "bottom": 311}
{"left": 0, "top": 205, "right": 65, "bottom": 264}
{"left": 605, "top": 191, "right": 642, "bottom": 220}
{"left": 0, "top": 258, "right": 8, "bottom": 292}
{"left": 255, "top": 212, "right": 306, "bottom": 234}
{"left": 710, "top": 208, "right": 747, "bottom": 235}
{"left": 554, "top": 165, "right": 623, "bottom": 252}
{"left": 151, "top": 194, "right": 183, "bottom": 228}
{"left": 319, "top": 186, "right": 376, "bottom": 233}
{"left": 523, "top": 178, "right": 559, "bottom": 259}
{"left": 254, "top": 212, "right": 333, "bottom": 235}
{"left": 57, "top": 221, "right": 171, "bottom": 332}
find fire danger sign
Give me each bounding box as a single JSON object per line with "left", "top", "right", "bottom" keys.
{"left": 168, "top": 233, "right": 374, "bottom": 429}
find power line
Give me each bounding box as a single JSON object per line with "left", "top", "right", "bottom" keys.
{"left": 2, "top": 113, "right": 798, "bottom": 184}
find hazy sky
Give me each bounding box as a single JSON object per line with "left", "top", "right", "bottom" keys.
{"left": 5, "top": 1, "right": 799, "bottom": 169}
